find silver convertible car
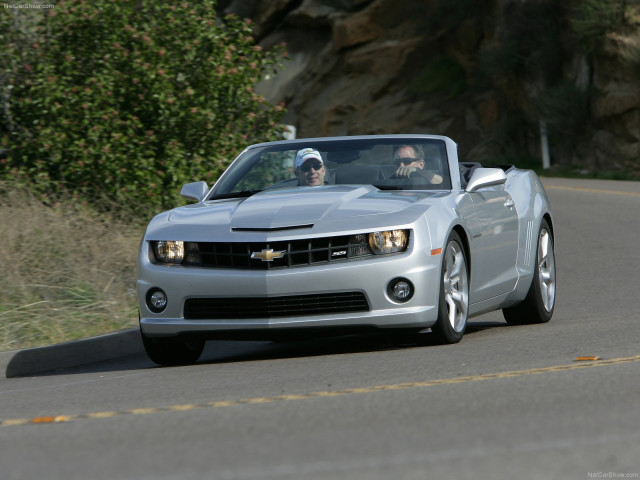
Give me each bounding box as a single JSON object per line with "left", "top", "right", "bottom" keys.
{"left": 137, "top": 135, "right": 556, "bottom": 365}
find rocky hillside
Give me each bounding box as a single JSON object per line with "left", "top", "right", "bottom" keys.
{"left": 223, "top": 0, "right": 640, "bottom": 176}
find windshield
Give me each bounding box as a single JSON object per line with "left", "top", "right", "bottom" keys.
{"left": 210, "top": 137, "right": 452, "bottom": 198}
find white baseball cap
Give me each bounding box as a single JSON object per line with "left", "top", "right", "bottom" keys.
{"left": 295, "top": 148, "right": 323, "bottom": 169}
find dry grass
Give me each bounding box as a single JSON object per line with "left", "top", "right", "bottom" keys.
{"left": 0, "top": 182, "right": 144, "bottom": 351}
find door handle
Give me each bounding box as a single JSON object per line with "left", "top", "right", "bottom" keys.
{"left": 504, "top": 198, "right": 514, "bottom": 208}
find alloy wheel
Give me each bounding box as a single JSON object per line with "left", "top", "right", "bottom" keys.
{"left": 443, "top": 240, "right": 469, "bottom": 332}
{"left": 537, "top": 229, "right": 556, "bottom": 312}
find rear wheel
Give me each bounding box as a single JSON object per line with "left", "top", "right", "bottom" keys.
{"left": 431, "top": 231, "right": 469, "bottom": 344}
{"left": 503, "top": 219, "right": 556, "bottom": 325}
{"left": 141, "top": 329, "right": 205, "bottom": 366}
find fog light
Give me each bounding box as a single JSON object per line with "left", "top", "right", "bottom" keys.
{"left": 388, "top": 278, "right": 414, "bottom": 303}
{"left": 146, "top": 288, "right": 167, "bottom": 313}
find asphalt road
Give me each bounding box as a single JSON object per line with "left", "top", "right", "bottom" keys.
{"left": 1, "top": 177, "right": 639, "bottom": 480}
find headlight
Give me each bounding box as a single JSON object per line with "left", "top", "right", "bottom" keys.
{"left": 368, "top": 230, "right": 409, "bottom": 255}
{"left": 152, "top": 241, "right": 185, "bottom": 263}
{"left": 152, "top": 241, "right": 202, "bottom": 264}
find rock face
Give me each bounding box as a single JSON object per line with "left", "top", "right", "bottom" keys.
{"left": 590, "top": 33, "right": 640, "bottom": 173}
{"left": 224, "top": 0, "right": 640, "bottom": 175}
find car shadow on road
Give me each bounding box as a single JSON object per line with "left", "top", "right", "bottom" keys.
{"left": 13, "top": 321, "right": 507, "bottom": 377}
{"left": 196, "top": 320, "right": 508, "bottom": 366}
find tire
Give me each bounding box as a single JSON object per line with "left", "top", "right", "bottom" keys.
{"left": 431, "top": 231, "right": 469, "bottom": 344}
{"left": 503, "top": 219, "right": 556, "bottom": 325}
{"left": 141, "top": 329, "right": 205, "bottom": 366}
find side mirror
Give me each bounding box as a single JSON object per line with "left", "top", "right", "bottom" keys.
{"left": 465, "top": 168, "right": 507, "bottom": 193}
{"left": 180, "top": 181, "right": 209, "bottom": 202}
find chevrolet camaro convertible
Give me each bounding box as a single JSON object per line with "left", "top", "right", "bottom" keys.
{"left": 137, "top": 135, "right": 556, "bottom": 365}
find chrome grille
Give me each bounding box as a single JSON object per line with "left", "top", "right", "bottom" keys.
{"left": 184, "top": 292, "right": 370, "bottom": 319}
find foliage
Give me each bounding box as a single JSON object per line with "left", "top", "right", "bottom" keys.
{"left": 473, "top": 1, "right": 597, "bottom": 163}
{"left": 428, "top": 0, "right": 492, "bottom": 32}
{"left": 478, "top": 0, "right": 566, "bottom": 84}
{"left": 484, "top": 109, "right": 534, "bottom": 164}
{"left": 409, "top": 55, "right": 467, "bottom": 99}
{"left": 532, "top": 80, "right": 589, "bottom": 140}
{"left": 0, "top": 0, "right": 288, "bottom": 213}
{"left": 570, "top": 0, "right": 629, "bottom": 52}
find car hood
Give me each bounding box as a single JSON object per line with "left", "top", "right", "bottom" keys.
{"left": 149, "top": 186, "right": 448, "bottom": 240}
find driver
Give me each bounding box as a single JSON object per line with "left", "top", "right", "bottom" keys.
{"left": 295, "top": 148, "right": 327, "bottom": 186}
{"left": 392, "top": 145, "right": 443, "bottom": 184}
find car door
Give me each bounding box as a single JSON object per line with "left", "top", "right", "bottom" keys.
{"left": 464, "top": 187, "right": 519, "bottom": 303}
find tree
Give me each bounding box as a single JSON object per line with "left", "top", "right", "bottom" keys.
{"left": 0, "top": 0, "right": 287, "bottom": 211}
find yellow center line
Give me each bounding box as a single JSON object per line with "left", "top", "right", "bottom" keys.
{"left": 544, "top": 184, "right": 640, "bottom": 197}
{"left": 3, "top": 418, "right": 32, "bottom": 426}
{"left": 3, "top": 354, "right": 639, "bottom": 428}
{"left": 85, "top": 411, "right": 118, "bottom": 419}
{"left": 168, "top": 404, "right": 200, "bottom": 411}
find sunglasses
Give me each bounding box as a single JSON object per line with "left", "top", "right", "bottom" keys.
{"left": 393, "top": 157, "right": 422, "bottom": 167}
{"left": 300, "top": 162, "right": 323, "bottom": 172}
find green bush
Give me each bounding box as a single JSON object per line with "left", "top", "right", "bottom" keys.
{"left": 0, "top": 0, "right": 287, "bottom": 213}
{"left": 570, "top": 0, "right": 629, "bottom": 52}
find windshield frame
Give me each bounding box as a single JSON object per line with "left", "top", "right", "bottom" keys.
{"left": 208, "top": 135, "right": 456, "bottom": 200}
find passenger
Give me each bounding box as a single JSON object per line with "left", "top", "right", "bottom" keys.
{"left": 392, "top": 145, "right": 443, "bottom": 184}
{"left": 295, "top": 148, "right": 327, "bottom": 186}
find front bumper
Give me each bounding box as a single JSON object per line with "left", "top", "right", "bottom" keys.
{"left": 138, "top": 239, "right": 442, "bottom": 338}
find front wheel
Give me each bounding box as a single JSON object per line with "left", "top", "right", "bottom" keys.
{"left": 141, "top": 329, "right": 205, "bottom": 366}
{"left": 503, "top": 219, "right": 556, "bottom": 325}
{"left": 431, "top": 231, "right": 469, "bottom": 344}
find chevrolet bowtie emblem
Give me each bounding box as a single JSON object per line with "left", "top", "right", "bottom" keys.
{"left": 251, "top": 249, "right": 285, "bottom": 262}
